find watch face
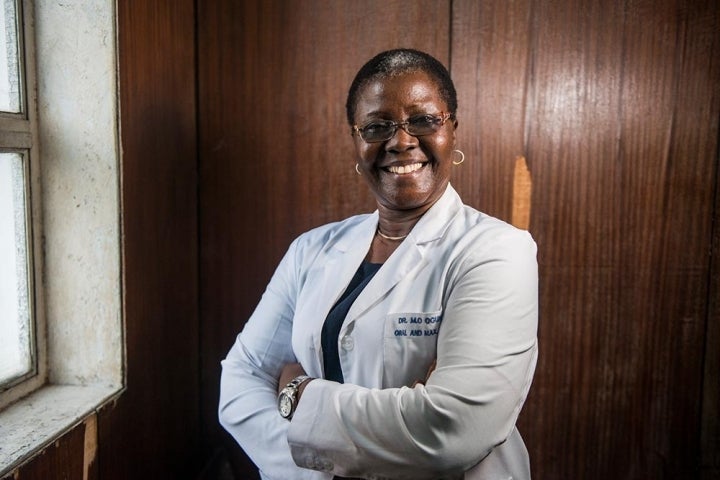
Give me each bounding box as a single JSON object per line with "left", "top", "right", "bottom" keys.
{"left": 279, "top": 393, "right": 292, "bottom": 417}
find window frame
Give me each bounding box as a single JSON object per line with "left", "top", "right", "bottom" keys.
{"left": 0, "top": 0, "right": 47, "bottom": 408}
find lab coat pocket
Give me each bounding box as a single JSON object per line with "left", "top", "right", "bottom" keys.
{"left": 382, "top": 311, "right": 442, "bottom": 387}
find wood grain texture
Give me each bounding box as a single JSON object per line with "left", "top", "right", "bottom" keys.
{"left": 100, "top": 1, "right": 201, "bottom": 478}
{"left": 702, "top": 3, "right": 720, "bottom": 468}
{"left": 83, "top": 413, "right": 97, "bottom": 480}
{"left": 1, "top": 421, "right": 86, "bottom": 480}
{"left": 452, "top": 0, "right": 720, "bottom": 478}
{"left": 703, "top": 135, "right": 720, "bottom": 480}
{"left": 451, "top": 0, "right": 533, "bottom": 220}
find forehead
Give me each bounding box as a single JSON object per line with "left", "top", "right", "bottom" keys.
{"left": 354, "top": 71, "right": 446, "bottom": 118}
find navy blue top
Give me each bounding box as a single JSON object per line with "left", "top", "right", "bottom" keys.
{"left": 321, "top": 260, "right": 382, "bottom": 383}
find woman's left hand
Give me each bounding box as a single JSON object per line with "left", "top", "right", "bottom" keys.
{"left": 278, "top": 362, "right": 309, "bottom": 396}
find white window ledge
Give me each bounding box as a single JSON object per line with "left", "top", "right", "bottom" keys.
{"left": 0, "top": 384, "right": 120, "bottom": 473}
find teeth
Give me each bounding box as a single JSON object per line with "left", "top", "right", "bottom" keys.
{"left": 387, "top": 163, "right": 423, "bottom": 174}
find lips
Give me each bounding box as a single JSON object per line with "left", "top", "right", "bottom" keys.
{"left": 384, "top": 162, "right": 425, "bottom": 174}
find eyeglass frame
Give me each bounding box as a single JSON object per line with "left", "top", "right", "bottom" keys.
{"left": 351, "top": 112, "right": 455, "bottom": 143}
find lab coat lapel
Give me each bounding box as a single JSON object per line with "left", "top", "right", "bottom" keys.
{"left": 346, "top": 184, "right": 462, "bottom": 322}
{"left": 297, "top": 213, "right": 378, "bottom": 340}
{"left": 346, "top": 237, "right": 424, "bottom": 321}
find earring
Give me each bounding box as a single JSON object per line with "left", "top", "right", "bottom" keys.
{"left": 452, "top": 150, "right": 465, "bottom": 165}
{"left": 355, "top": 163, "right": 361, "bottom": 175}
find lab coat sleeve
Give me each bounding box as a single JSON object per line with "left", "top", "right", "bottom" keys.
{"left": 218, "top": 239, "right": 327, "bottom": 480}
{"left": 287, "top": 229, "right": 538, "bottom": 479}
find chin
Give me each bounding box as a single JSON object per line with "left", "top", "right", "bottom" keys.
{"left": 379, "top": 191, "right": 436, "bottom": 211}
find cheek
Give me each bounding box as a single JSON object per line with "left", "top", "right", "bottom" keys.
{"left": 352, "top": 138, "right": 366, "bottom": 160}
{"left": 429, "top": 134, "right": 455, "bottom": 159}
{"left": 356, "top": 142, "right": 379, "bottom": 163}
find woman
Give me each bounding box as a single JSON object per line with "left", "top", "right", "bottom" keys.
{"left": 219, "top": 49, "right": 538, "bottom": 480}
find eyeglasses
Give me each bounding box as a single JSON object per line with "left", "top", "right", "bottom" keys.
{"left": 352, "top": 112, "right": 454, "bottom": 143}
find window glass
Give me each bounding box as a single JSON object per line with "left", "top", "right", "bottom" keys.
{"left": 0, "top": 151, "right": 33, "bottom": 386}
{"left": 0, "top": 0, "right": 22, "bottom": 113}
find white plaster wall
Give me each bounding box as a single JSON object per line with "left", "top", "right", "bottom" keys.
{"left": 35, "top": 0, "right": 122, "bottom": 387}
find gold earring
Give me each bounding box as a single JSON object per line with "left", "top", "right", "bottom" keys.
{"left": 355, "top": 163, "right": 361, "bottom": 175}
{"left": 452, "top": 150, "right": 465, "bottom": 165}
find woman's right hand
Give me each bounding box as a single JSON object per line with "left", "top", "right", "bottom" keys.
{"left": 412, "top": 359, "right": 437, "bottom": 387}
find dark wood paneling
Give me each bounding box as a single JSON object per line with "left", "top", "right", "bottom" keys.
{"left": 704, "top": 132, "right": 720, "bottom": 480}
{"left": 702, "top": 17, "right": 720, "bottom": 471}
{"left": 1, "top": 421, "right": 86, "bottom": 480}
{"left": 197, "top": 1, "right": 450, "bottom": 476}
{"left": 98, "top": 1, "right": 201, "bottom": 479}
{"left": 451, "top": 0, "right": 533, "bottom": 219}
{"left": 454, "top": 0, "right": 720, "bottom": 478}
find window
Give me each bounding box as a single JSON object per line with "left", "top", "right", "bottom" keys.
{"left": 0, "top": 0, "right": 21, "bottom": 112}
{"left": 0, "top": 152, "right": 33, "bottom": 385}
{"left": 0, "top": 0, "right": 122, "bottom": 474}
{"left": 0, "top": 0, "right": 43, "bottom": 402}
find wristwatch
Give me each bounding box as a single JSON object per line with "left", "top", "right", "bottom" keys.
{"left": 278, "top": 375, "right": 311, "bottom": 419}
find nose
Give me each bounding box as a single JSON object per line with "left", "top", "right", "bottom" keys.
{"left": 386, "top": 124, "right": 417, "bottom": 152}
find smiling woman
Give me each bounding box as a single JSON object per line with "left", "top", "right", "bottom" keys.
{"left": 351, "top": 70, "right": 457, "bottom": 241}
{"left": 219, "top": 49, "right": 539, "bottom": 480}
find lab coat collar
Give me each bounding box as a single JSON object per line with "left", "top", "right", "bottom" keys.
{"left": 404, "top": 183, "right": 462, "bottom": 244}
{"left": 299, "top": 184, "right": 464, "bottom": 375}
{"left": 331, "top": 183, "right": 462, "bottom": 254}
{"left": 342, "top": 184, "right": 463, "bottom": 323}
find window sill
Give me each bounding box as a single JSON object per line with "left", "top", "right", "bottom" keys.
{"left": 0, "top": 383, "right": 121, "bottom": 475}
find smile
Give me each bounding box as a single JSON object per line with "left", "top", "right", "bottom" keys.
{"left": 385, "top": 162, "right": 425, "bottom": 174}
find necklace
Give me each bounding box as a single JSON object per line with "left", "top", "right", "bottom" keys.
{"left": 376, "top": 228, "right": 408, "bottom": 241}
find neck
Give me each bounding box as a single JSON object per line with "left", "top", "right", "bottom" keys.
{"left": 375, "top": 205, "right": 428, "bottom": 241}
{"left": 376, "top": 228, "right": 407, "bottom": 241}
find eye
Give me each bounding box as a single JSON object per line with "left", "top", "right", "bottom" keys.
{"left": 361, "top": 120, "right": 393, "bottom": 135}
{"left": 408, "top": 114, "right": 441, "bottom": 129}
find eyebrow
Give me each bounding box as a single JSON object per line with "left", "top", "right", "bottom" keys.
{"left": 360, "top": 104, "right": 441, "bottom": 120}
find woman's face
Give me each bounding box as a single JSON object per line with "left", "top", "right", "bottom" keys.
{"left": 352, "top": 71, "right": 457, "bottom": 214}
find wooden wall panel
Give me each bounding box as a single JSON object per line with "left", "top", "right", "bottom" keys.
{"left": 99, "top": 1, "right": 201, "bottom": 478}
{"left": 703, "top": 120, "right": 720, "bottom": 478}
{"left": 1, "top": 421, "right": 86, "bottom": 480}
{"left": 701, "top": 5, "right": 720, "bottom": 476}
{"left": 451, "top": 0, "right": 533, "bottom": 219}
{"left": 453, "top": 0, "right": 720, "bottom": 478}
{"left": 197, "top": 1, "right": 450, "bottom": 476}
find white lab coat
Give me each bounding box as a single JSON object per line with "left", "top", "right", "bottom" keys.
{"left": 219, "top": 184, "right": 538, "bottom": 480}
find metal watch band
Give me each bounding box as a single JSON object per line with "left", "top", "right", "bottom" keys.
{"left": 287, "top": 374, "right": 311, "bottom": 390}
{"left": 278, "top": 375, "right": 311, "bottom": 419}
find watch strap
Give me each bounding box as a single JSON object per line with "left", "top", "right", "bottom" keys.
{"left": 278, "top": 375, "right": 311, "bottom": 419}
{"left": 287, "top": 374, "right": 311, "bottom": 390}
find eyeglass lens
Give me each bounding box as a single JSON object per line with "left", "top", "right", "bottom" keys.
{"left": 359, "top": 114, "right": 447, "bottom": 143}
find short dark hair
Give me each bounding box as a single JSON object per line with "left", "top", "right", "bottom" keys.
{"left": 346, "top": 48, "right": 458, "bottom": 125}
